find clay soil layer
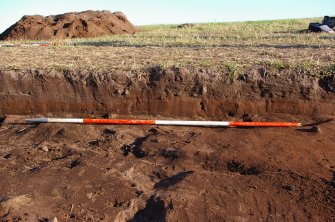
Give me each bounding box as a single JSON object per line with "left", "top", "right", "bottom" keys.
{"left": 0, "top": 68, "right": 334, "bottom": 221}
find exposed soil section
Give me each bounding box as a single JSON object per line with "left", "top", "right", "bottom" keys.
{"left": 0, "top": 67, "right": 334, "bottom": 117}
{"left": 0, "top": 10, "right": 137, "bottom": 41}
{"left": 0, "top": 68, "right": 334, "bottom": 221}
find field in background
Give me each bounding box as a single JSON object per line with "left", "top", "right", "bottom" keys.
{"left": 68, "top": 18, "right": 332, "bottom": 47}
{"left": 0, "top": 18, "right": 334, "bottom": 75}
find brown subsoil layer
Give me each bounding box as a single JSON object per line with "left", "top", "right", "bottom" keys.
{"left": 0, "top": 68, "right": 334, "bottom": 221}
{"left": 0, "top": 10, "right": 137, "bottom": 41}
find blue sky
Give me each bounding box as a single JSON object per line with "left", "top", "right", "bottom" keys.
{"left": 0, "top": 0, "right": 334, "bottom": 32}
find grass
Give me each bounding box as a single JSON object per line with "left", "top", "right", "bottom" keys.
{"left": 0, "top": 17, "right": 334, "bottom": 76}
{"left": 66, "top": 18, "right": 334, "bottom": 48}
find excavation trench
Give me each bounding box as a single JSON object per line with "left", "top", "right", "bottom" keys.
{"left": 0, "top": 67, "right": 334, "bottom": 117}
{"left": 0, "top": 67, "right": 335, "bottom": 221}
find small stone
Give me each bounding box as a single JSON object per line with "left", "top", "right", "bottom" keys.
{"left": 249, "top": 185, "right": 257, "bottom": 189}
{"left": 41, "top": 146, "right": 49, "bottom": 152}
{"left": 115, "top": 89, "right": 123, "bottom": 95}
{"left": 123, "top": 89, "right": 129, "bottom": 96}
{"left": 87, "top": 193, "right": 93, "bottom": 199}
{"left": 201, "top": 86, "right": 207, "bottom": 96}
{"left": 16, "top": 128, "right": 28, "bottom": 134}
{"left": 49, "top": 217, "right": 58, "bottom": 222}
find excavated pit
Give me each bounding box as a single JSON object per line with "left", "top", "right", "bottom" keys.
{"left": 0, "top": 67, "right": 334, "bottom": 117}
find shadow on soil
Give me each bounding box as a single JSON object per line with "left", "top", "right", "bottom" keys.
{"left": 227, "top": 160, "right": 261, "bottom": 176}
{"left": 128, "top": 195, "right": 167, "bottom": 222}
{"left": 319, "top": 75, "right": 335, "bottom": 93}
{"left": 0, "top": 116, "right": 5, "bottom": 126}
{"left": 326, "top": 171, "right": 335, "bottom": 188}
{"left": 308, "top": 119, "right": 334, "bottom": 126}
{"left": 154, "top": 171, "right": 194, "bottom": 190}
{"left": 121, "top": 135, "right": 149, "bottom": 158}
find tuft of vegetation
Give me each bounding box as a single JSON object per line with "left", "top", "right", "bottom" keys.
{"left": 226, "top": 62, "right": 239, "bottom": 81}
{"left": 266, "top": 60, "right": 288, "bottom": 69}
{"left": 330, "top": 64, "right": 335, "bottom": 71}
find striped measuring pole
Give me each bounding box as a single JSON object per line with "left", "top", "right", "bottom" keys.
{"left": 26, "top": 118, "right": 302, "bottom": 127}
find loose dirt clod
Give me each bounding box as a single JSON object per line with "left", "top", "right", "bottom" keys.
{"left": 102, "top": 129, "right": 116, "bottom": 135}
{"left": 41, "top": 146, "right": 49, "bottom": 152}
{"left": 0, "top": 10, "right": 137, "bottom": 40}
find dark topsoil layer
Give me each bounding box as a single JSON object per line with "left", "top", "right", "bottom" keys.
{"left": 0, "top": 67, "right": 334, "bottom": 221}
{"left": 0, "top": 10, "right": 137, "bottom": 41}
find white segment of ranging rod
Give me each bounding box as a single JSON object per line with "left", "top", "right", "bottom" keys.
{"left": 26, "top": 118, "right": 83, "bottom": 123}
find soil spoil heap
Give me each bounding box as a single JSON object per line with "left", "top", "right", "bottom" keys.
{"left": 0, "top": 10, "right": 137, "bottom": 40}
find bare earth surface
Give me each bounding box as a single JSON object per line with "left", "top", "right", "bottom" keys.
{"left": 0, "top": 114, "right": 334, "bottom": 222}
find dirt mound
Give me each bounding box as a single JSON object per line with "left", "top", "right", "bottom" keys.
{"left": 0, "top": 10, "right": 137, "bottom": 41}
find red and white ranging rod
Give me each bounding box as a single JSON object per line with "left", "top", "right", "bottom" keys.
{"left": 26, "top": 117, "right": 302, "bottom": 127}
